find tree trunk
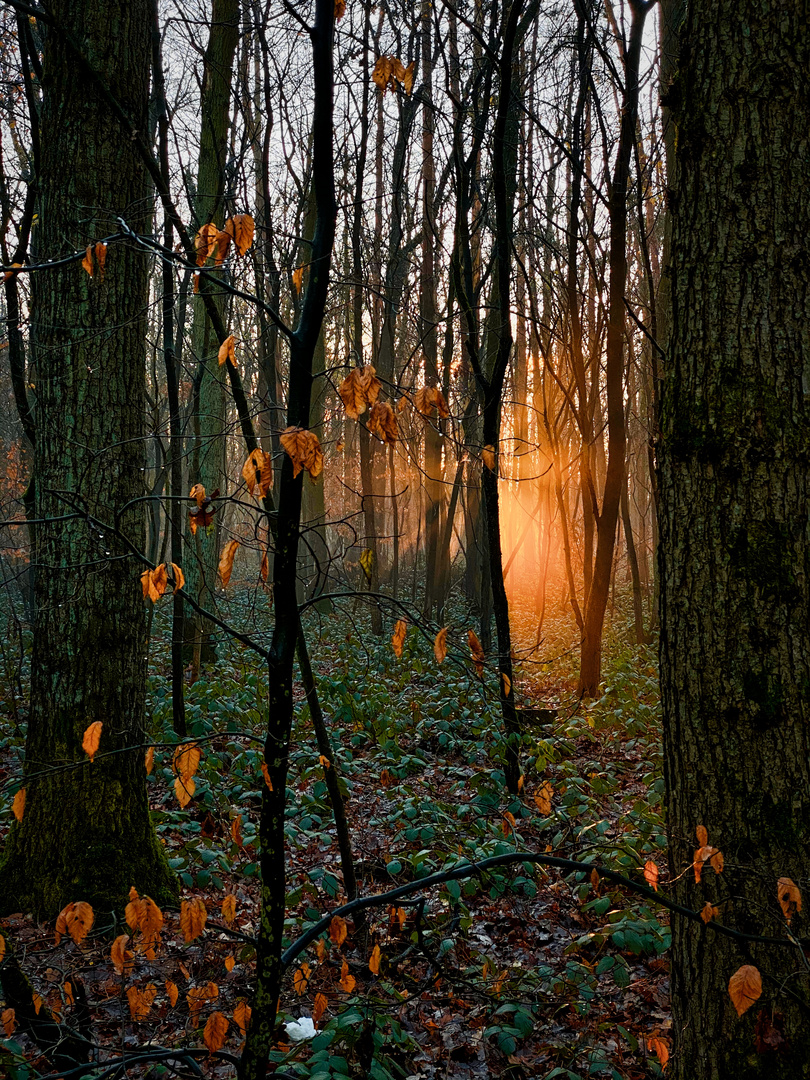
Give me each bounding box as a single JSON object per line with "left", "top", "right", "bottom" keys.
{"left": 659, "top": 1, "right": 810, "bottom": 1075}
{"left": 0, "top": 0, "right": 176, "bottom": 917}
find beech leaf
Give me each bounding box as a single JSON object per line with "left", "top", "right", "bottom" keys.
{"left": 221, "top": 894, "right": 237, "bottom": 925}
{"left": 391, "top": 619, "right": 407, "bottom": 658}
{"left": 12, "top": 787, "right": 25, "bottom": 822}
{"left": 180, "top": 897, "right": 207, "bottom": 943}
{"left": 82, "top": 720, "right": 103, "bottom": 763}
{"left": 728, "top": 964, "right": 762, "bottom": 1016}
{"left": 203, "top": 1010, "right": 229, "bottom": 1053}
{"left": 329, "top": 915, "right": 348, "bottom": 946}
{"left": 280, "top": 426, "right": 323, "bottom": 479}
{"left": 777, "top": 876, "right": 802, "bottom": 923}
{"left": 217, "top": 335, "right": 236, "bottom": 367}
{"left": 434, "top": 627, "right": 448, "bottom": 664}
{"left": 218, "top": 539, "right": 240, "bottom": 588}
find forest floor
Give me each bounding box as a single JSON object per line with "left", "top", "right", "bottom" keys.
{"left": 0, "top": 584, "right": 669, "bottom": 1079}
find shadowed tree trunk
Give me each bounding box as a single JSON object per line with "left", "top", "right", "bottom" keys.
{"left": 659, "top": 0, "right": 810, "bottom": 1075}
{"left": 0, "top": 0, "right": 176, "bottom": 918}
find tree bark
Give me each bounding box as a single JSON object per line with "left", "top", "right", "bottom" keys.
{"left": 659, "top": 0, "right": 810, "bottom": 1075}
{"left": 0, "top": 0, "right": 176, "bottom": 917}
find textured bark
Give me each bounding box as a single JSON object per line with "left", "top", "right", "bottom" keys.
{"left": 659, "top": 1, "right": 810, "bottom": 1076}
{"left": 0, "top": 0, "right": 176, "bottom": 917}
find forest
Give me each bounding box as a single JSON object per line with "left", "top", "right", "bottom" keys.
{"left": 0, "top": 0, "right": 808, "bottom": 1078}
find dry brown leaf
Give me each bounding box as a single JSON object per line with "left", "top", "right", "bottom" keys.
{"left": 777, "top": 877, "right": 802, "bottom": 923}
{"left": 319, "top": 754, "right": 331, "bottom": 770}
{"left": 312, "top": 992, "right": 327, "bottom": 1027}
{"left": 534, "top": 781, "right": 553, "bottom": 815}
{"left": 0, "top": 936, "right": 5, "bottom": 962}
{"left": 367, "top": 400, "right": 398, "bottom": 445}
{"left": 482, "top": 444, "right": 496, "bottom": 471}
{"left": 203, "top": 1010, "right": 229, "bottom": 1053}
{"left": 391, "top": 619, "right": 407, "bottom": 659}
{"left": 225, "top": 214, "right": 255, "bottom": 256}
{"left": 339, "top": 960, "right": 356, "bottom": 993}
{"left": 434, "top": 627, "right": 448, "bottom": 664}
{"left": 111, "top": 934, "right": 134, "bottom": 975}
{"left": 260, "top": 761, "right": 273, "bottom": 790}
{"left": 334, "top": 0, "right": 346, "bottom": 20}
{"left": 338, "top": 368, "right": 368, "bottom": 419}
{"left": 195, "top": 223, "right": 218, "bottom": 266}
{"left": 32, "top": 992, "right": 43, "bottom": 1015}
{"left": 280, "top": 427, "right": 323, "bottom": 479}
{"left": 315, "top": 938, "right": 328, "bottom": 961}
{"left": 231, "top": 815, "right": 243, "bottom": 848}
{"left": 180, "top": 898, "right": 207, "bottom": 943}
{"left": 94, "top": 242, "right": 107, "bottom": 279}
{"left": 190, "top": 483, "right": 206, "bottom": 507}
{"left": 82, "top": 721, "right": 103, "bottom": 763}
{"left": 329, "top": 915, "right": 348, "bottom": 947}
{"left": 368, "top": 944, "right": 381, "bottom": 975}
{"left": 700, "top": 902, "right": 719, "bottom": 924}
{"left": 141, "top": 564, "right": 169, "bottom": 603}
{"left": 82, "top": 244, "right": 93, "bottom": 276}
{"left": 218, "top": 539, "right": 240, "bottom": 588}
{"left": 643, "top": 860, "right": 659, "bottom": 892}
{"left": 293, "top": 962, "right": 311, "bottom": 996}
{"left": 372, "top": 54, "right": 412, "bottom": 94}
{"left": 12, "top": 787, "right": 25, "bottom": 822}
{"left": 696, "top": 824, "right": 708, "bottom": 847}
{"left": 170, "top": 563, "right": 185, "bottom": 594}
{"left": 468, "top": 629, "right": 485, "bottom": 676}
{"left": 1, "top": 1007, "right": 15, "bottom": 1037}
{"left": 413, "top": 386, "right": 433, "bottom": 416}
{"left": 242, "top": 449, "right": 273, "bottom": 499}
{"left": 217, "top": 335, "right": 236, "bottom": 367}
{"left": 233, "top": 1000, "right": 251, "bottom": 1036}
{"left": 174, "top": 743, "right": 202, "bottom": 781}
{"left": 292, "top": 265, "right": 304, "bottom": 295}
{"left": 174, "top": 775, "right": 196, "bottom": 808}
{"left": 127, "top": 983, "right": 157, "bottom": 1021}
{"left": 648, "top": 1036, "right": 669, "bottom": 1070}
{"left": 728, "top": 964, "right": 762, "bottom": 1016}
{"left": 501, "top": 810, "right": 516, "bottom": 837}
{"left": 55, "top": 901, "right": 94, "bottom": 946}
{"left": 402, "top": 60, "right": 415, "bottom": 94}
{"left": 187, "top": 983, "right": 218, "bottom": 1025}
{"left": 260, "top": 547, "right": 269, "bottom": 583}
{"left": 224, "top": 955, "right": 235, "bottom": 972}
{"left": 501, "top": 672, "right": 511, "bottom": 696}
{"left": 213, "top": 229, "right": 231, "bottom": 266}
{"left": 434, "top": 387, "right": 450, "bottom": 419}
{"left": 221, "top": 894, "right": 237, "bottom": 926}
{"left": 166, "top": 980, "right": 179, "bottom": 1007}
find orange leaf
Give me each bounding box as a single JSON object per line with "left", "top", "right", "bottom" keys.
{"left": 94, "top": 242, "right": 107, "bottom": 280}
{"left": 145, "top": 746, "right": 155, "bottom": 775}
{"left": 700, "top": 902, "right": 719, "bottom": 924}
{"left": 413, "top": 386, "right": 433, "bottom": 416}
{"left": 218, "top": 539, "right": 240, "bottom": 587}
{"left": 56, "top": 901, "right": 94, "bottom": 945}
{"left": 82, "top": 244, "right": 93, "bottom": 276}
{"left": 82, "top": 720, "right": 103, "bottom": 763}
{"left": 260, "top": 761, "right": 273, "bottom": 790}
{"left": 643, "top": 860, "right": 659, "bottom": 892}
{"left": 369, "top": 944, "right": 381, "bottom": 975}
{"left": 173, "top": 742, "right": 202, "bottom": 781}
{"left": 195, "top": 223, "right": 218, "bottom": 266}
{"left": 174, "top": 775, "right": 196, "bottom": 808}
{"left": 728, "top": 964, "right": 762, "bottom": 1017}
{"left": 482, "top": 444, "right": 496, "bottom": 471}
{"left": 293, "top": 962, "right": 311, "bottom": 996}
{"left": 233, "top": 999, "right": 251, "bottom": 1036}
{"left": 468, "top": 629, "right": 485, "bottom": 676}
{"left": 280, "top": 427, "right": 323, "bottom": 480}
{"left": 221, "top": 895, "right": 237, "bottom": 926}
{"left": 242, "top": 449, "right": 273, "bottom": 499}
{"left": 339, "top": 960, "right": 356, "bottom": 993}
{"left": 334, "top": 0, "right": 346, "bottom": 20}
{"left": 434, "top": 627, "right": 447, "bottom": 664}
{"left": 62, "top": 978, "right": 73, "bottom": 1003}
{"left": 367, "top": 400, "right": 398, "bottom": 445}
{"left": 12, "top": 787, "right": 25, "bottom": 822}
{"left": 260, "top": 547, "right": 269, "bottom": 583}
{"left": 217, "top": 335, "right": 236, "bottom": 367}
{"left": 292, "top": 265, "right": 304, "bottom": 295}
{"left": 225, "top": 214, "right": 255, "bottom": 256}
{"left": 141, "top": 563, "right": 169, "bottom": 602}
{"left": 329, "top": 915, "right": 348, "bottom": 947}
{"left": 319, "top": 754, "right": 331, "bottom": 770}
{"left": 166, "top": 979, "right": 179, "bottom": 1007}
{"left": 501, "top": 810, "right": 516, "bottom": 837}
{"left": 170, "top": 563, "right": 185, "bottom": 593}
{"left": 204, "top": 1010, "right": 229, "bottom": 1053}
{"left": 434, "top": 387, "right": 450, "bottom": 419}
{"left": 32, "top": 992, "right": 43, "bottom": 1015}
{"left": 225, "top": 955, "right": 235, "bottom": 972}
{"left": 190, "top": 483, "right": 207, "bottom": 507}
{"left": 391, "top": 619, "right": 407, "bottom": 658}
{"left": 696, "top": 824, "right": 708, "bottom": 847}
{"left": 648, "top": 1036, "right": 669, "bottom": 1069}
{"left": 501, "top": 672, "right": 511, "bottom": 696}
{"left": 127, "top": 983, "right": 157, "bottom": 1020}
{"left": 1, "top": 1007, "right": 15, "bottom": 1037}
{"left": 0, "top": 936, "right": 5, "bottom": 962}
{"left": 180, "top": 898, "right": 207, "bottom": 943}
{"left": 777, "top": 877, "right": 802, "bottom": 923}
{"left": 315, "top": 938, "right": 328, "bottom": 961}
{"left": 534, "top": 781, "right": 553, "bottom": 815}
{"left": 111, "top": 934, "right": 134, "bottom": 975}
{"left": 231, "top": 815, "right": 243, "bottom": 848}
{"left": 312, "top": 992, "right": 328, "bottom": 1028}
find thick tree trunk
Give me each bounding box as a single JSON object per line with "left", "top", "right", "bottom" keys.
{"left": 659, "top": 1, "right": 810, "bottom": 1076}
{"left": 0, "top": 0, "right": 176, "bottom": 917}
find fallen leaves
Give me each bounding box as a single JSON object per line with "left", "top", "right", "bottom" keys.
{"left": 728, "top": 964, "right": 762, "bottom": 1016}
